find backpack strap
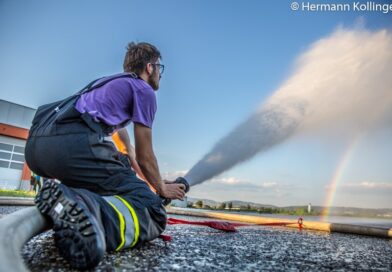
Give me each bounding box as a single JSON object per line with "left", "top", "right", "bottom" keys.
{"left": 78, "top": 72, "right": 139, "bottom": 95}
{"left": 52, "top": 72, "right": 139, "bottom": 115}
{"left": 77, "top": 77, "right": 104, "bottom": 94}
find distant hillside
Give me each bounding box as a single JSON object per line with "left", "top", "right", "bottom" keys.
{"left": 187, "top": 197, "right": 220, "bottom": 207}
{"left": 186, "top": 197, "right": 392, "bottom": 218}
{"left": 187, "top": 197, "right": 275, "bottom": 209}
{"left": 223, "top": 200, "right": 276, "bottom": 209}
{"left": 292, "top": 206, "right": 392, "bottom": 217}
{"left": 188, "top": 197, "right": 276, "bottom": 208}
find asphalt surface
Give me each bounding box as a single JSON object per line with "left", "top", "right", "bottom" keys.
{"left": 1, "top": 206, "right": 392, "bottom": 271}
{"left": 0, "top": 205, "right": 30, "bottom": 218}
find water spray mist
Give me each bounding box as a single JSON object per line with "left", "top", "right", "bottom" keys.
{"left": 184, "top": 27, "right": 392, "bottom": 186}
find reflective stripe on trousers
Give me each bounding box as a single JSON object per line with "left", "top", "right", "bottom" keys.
{"left": 103, "top": 195, "right": 140, "bottom": 250}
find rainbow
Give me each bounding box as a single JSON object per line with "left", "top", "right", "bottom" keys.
{"left": 321, "top": 137, "right": 360, "bottom": 221}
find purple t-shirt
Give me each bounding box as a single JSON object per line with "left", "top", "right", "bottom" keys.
{"left": 75, "top": 73, "right": 157, "bottom": 131}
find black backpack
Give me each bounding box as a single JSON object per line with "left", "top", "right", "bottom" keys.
{"left": 29, "top": 72, "right": 138, "bottom": 137}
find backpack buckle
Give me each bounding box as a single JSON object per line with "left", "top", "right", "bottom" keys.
{"left": 128, "top": 72, "right": 138, "bottom": 79}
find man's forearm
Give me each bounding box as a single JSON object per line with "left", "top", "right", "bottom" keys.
{"left": 133, "top": 123, "right": 168, "bottom": 195}
{"left": 137, "top": 154, "right": 164, "bottom": 194}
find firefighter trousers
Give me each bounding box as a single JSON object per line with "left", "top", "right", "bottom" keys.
{"left": 25, "top": 106, "right": 166, "bottom": 251}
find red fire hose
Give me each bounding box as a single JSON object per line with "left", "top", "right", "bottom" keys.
{"left": 159, "top": 217, "right": 304, "bottom": 242}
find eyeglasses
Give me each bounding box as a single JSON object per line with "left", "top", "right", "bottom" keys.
{"left": 151, "top": 63, "right": 165, "bottom": 75}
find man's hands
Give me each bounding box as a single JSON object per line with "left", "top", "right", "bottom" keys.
{"left": 160, "top": 180, "right": 186, "bottom": 200}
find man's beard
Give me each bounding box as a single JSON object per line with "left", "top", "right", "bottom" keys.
{"left": 148, "top": 74, "right": 159, "bottom": 90}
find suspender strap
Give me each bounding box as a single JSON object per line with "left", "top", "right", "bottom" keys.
{"left": 78, "top": 72, "right": 139, "bottom": 95}
{"left": 53, "top": 72, "right": 139, "bottom": 120}
{"left": 77, "top": 77, "right": 104, "bottom": 94}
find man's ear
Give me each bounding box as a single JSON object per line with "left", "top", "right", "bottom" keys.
{"left": 146, "top": 63, "right": 153, "bottom": 75}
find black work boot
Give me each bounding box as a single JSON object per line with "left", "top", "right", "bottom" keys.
{"left": 35, "top": 180, "right": 106, "bottom": 269}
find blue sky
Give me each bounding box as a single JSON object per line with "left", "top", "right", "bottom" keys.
{"left": 1, "top": 0, "right": 391, "bottom": 208}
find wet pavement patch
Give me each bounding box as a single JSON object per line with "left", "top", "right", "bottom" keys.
{"left": 19, "top": 214, "right": 392, "bottom": 271}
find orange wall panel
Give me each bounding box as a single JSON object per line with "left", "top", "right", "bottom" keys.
{"left": 0, "top": 123, "right": 29, "bottom": 140}
{"left": 21, "top": 162, "right": 31, "bottom": 181}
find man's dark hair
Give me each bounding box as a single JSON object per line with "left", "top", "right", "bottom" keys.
{"left": 123, "top": 42, "right": 161, "bottom": 75}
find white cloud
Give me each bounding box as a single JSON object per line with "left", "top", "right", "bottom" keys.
{"left": 261, "top": 182, "right": 277, "bottom": 188}
{"left": 326, "top": 181, "right": 392, "bottom": 191}
{"left": 358, "top": 181, "right": 392, "bottom": 189}
{"left": 161, "top": 170, "right": 188, "bottom": 181}
{"left": 163, "top": 171, "right": 281, "bottom": 191}
{"left": 209, "top": 177, "right": 243, "bottom": 185}
{"left": 345, "top": 181, "right": 392, "bottom": 190}
{"left": 206, "top": 176, "right": 279, "bottom": 190}
{"left": 187, "top": 178, "right": 301, "bottom": 206}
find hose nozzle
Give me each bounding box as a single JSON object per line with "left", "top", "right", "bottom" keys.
{"left": 162, "top": 177, "right": 190, "bottom": 206}
{"left": 175, "top": 177, "right": 190, "bottom": 193}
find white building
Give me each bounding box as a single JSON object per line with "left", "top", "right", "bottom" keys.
{"left": 0, "top": 100, "right": 36, "bottom": 190}
{"left": 308, "top": 203, "right": 312, "bottom": 213}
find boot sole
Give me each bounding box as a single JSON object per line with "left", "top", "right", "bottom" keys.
{"left": 35, "top": 180, "right": 105, "bottom": 269}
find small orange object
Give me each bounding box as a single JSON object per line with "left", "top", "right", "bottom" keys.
{"left": 112, "top": 131, "right": 157, "bottom": 193}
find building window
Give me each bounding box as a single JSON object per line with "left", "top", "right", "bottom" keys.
{"left": 0, "top": 143, "right": 13, "bottom": 152}
{"left": 0, "top": 160, "right": 10, "bottom": 168}
{"left": 10, "top": 162, "right": 24, "bottom": 170}
{"left": 0, "top": 151, "right": 11, "bottom": 160}
{"left": 0, "top": 142, "right": 25, "bottom": 170}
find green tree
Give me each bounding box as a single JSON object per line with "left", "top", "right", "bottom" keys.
{"left": 228, "top": 202, "right": 233, "bottom": 210}
{"left": 295, "top": 207, "right": 305, "bottom": 216}
{"left": 195, "top": 200, "right": 203, "bottom": 208}
{"left": 219, "top": 202, "right": 226, "bottom": 210}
